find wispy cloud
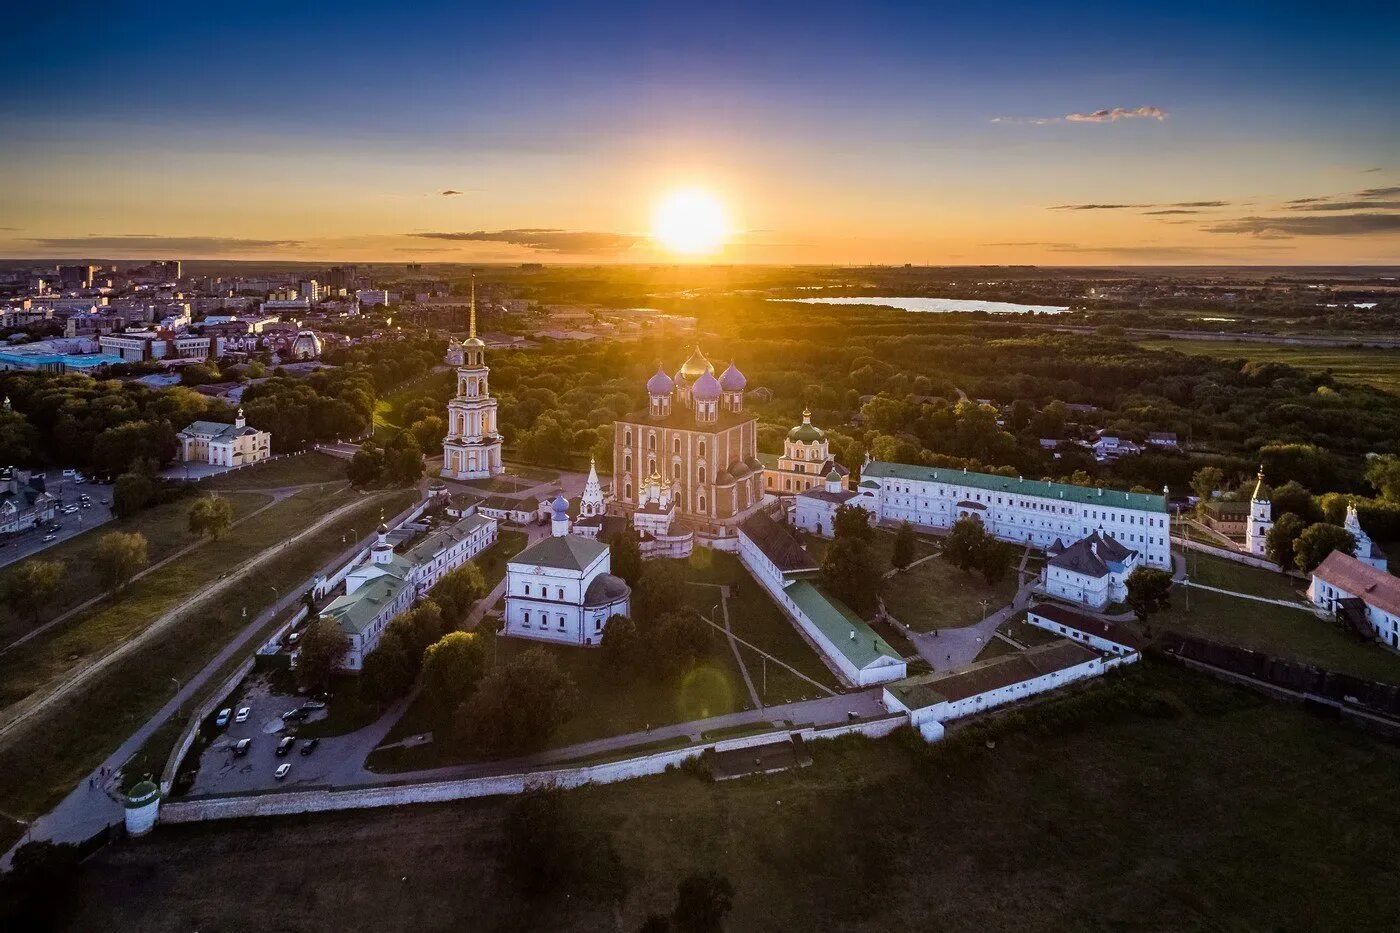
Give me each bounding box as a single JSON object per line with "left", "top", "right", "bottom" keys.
{"left": 982, "top": 241, "right": 1080, "bottom": 248}
{"left": 1066, "top": 105, "right": 1167, "bottom": 123}
{"left": 440, "top": 189, "right": 463, "bottom": 196}
{"left": 1205, "top": 214, "right": 1400, "bottom": 236}
{"left": 1358, "top": 186, "right": 1400, "bottom": 199}
{"left": 1047, "top": 243, "right": 1284, "bottom": 259}
{"left": 23, "top": 234, "right": 303, "bottom": 252}
{"left": 410, "top": 228, "right": 641, "bottom": 255}
{"left": 1286, "top": 200, "right": 1400, "bottom": 212}
{"left": 994, "top": 105, "right": 1167, "bottom": 126}
{"left": 1048, "top": 203, "right": 1153, "bottom": 211}
{"left": 1049, "top": 199, "right": 1229, "bottom": 212}
{"left": 1363, "top": 167, "right": 1386, "bottom": 173}
{"left": 1143, "top": 209, "right": 1202, "bottom": 215}
{"left": 1170, "top": 201, "right": 1230, "bottom": 208}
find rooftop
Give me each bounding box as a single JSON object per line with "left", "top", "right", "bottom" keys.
{"left": 400, "top": 513, "right": 495, "bottom": 565}
{"left": 1027, "top": 602, "right": 1145, "bottom": 650}
{"left": 321, "top": 573, "right": 411, "bottom": 636}
{"left": 887, "top": 640, "right": 1099, "bottom": 710}
{"left": 618, "top": 407, "right": 755, "bottom": 432}
{"left": 784, "top": 580, "right": 902, "bottom": 671}
{"left": 1313, "top": 550, "right": 1400, "bottom": 619}
{"left": 511, "top": 533, "right": 609, "bottom": 572}
{"left": 862, "top": 460, "right": 1167, "bottom": 512}
{"left": 740, "top": 512, "right": 818, "bottom": 575}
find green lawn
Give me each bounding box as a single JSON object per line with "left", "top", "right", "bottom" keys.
{"left": 1153, "top": 587, "right": 1400, "bottom": 684}
{"left": 881, "top": 553, "right": 1021, "bottom": 631}
{"left": 0, "top": 490, "right": 271, "bottom": 646}
{"left": 201, "top": 451, "right": 347, "bottom": 490}
{"left": 474, "top": 529, "right": 530, "bottom": 591}
{"left": 684, "top": 550, "right": 840, "bottom": 702}
{"left": 67, "top": 662, "right": 1400, "bottom": 931}
{"left": 1001, "top": 615, "right": 1066, "bottom": 648}
{"left": 0, "top": 488, "right": 416, "bottom": 837}
{"left": 1141, "top": 337, "right": 1400, "bottom": 395}
{"left": 1184, "top": 550, "right": 1305, "bottom": 602}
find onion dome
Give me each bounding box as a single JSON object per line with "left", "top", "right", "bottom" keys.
{"left": 679, "top": 347, "right": 714, "bottom": 379}
{"left": 719, "top": 361, "right": 747, "bottom": 392}
{"left": 377, "top": 522, "right": 390, "bottom": 535}
{"left": 826, "top": 467, "right": 842, "bottom": 482}
{"left": 463, "top": 334, "right": 485, "bottom": 348}
{"left": 646, "top": 365, "right": 674, "bottom": 396}
{"left": 551, "top": 494, "right": 570, "bottom": 516}
{"left": 692, "top": 370, "right": 722, "bottom": 402}
{"left": 713, "top": 467, "right": 736, "bottom": 486}
{"left": 786, "top": 408, "right": 826, "bottom": 443}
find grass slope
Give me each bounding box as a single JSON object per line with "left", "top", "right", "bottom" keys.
{"left": 1141, "top": 338, "right": 1400, "bottom": 396}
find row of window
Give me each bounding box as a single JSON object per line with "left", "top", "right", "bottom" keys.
{"left": 519, "top": 611, "right": 605, "bottom": 633}
{"left": 885, "top": 485, "right": 1165, "bottom": 527}
{"left": 624, "top": 428, "right": 709, "bottom": 460}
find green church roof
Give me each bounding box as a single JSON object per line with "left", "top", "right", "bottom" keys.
{"left": 861, "top": 460, "right": 1166, "bottom": 512}
{"left": 784, "top": 581, "right": 902, "bottom": 671}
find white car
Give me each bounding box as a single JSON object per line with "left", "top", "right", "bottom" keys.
{"left": 274, "top": 763, "right": 291, "bottom": 780}
{"left": 215, "top": 708, "right": 232, "bottom": 728}
{"left": 235, "top": 706, "right": 251, "bottom": 723}
{"left": 42, "top": 534, "right": 57, "bottom": 543}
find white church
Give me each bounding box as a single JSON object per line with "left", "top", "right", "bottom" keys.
{"left": 441, "top": 280, "right": 504, "bottom": 481}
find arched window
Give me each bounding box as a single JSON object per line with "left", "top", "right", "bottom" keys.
{"left": 648, "top": 433, "right": 656, "bottom": 451}
{"left": 698, "top": 440, "right": 706, "bottom": 458}
{"left": 673, "top": 463, "right": 680, "bottom": 480}
{"left": 673, "top": 437, "right": 681, "bottom": 454}
{"left": 624, "top": 454, "right": 632, "bottom": 471}
{"left": 698, "top": 466, "right": 706, "bottom": 484}
{"left": 698, "top": 494, "right": 706, "bottom": 512}
{"left": 625, "top": 429, "right": 632, "bottom": 447}
{"left": 648, "top": 457, "right": 656, "bottom": 474}
{"left": 624, "top": 480, "right": 632, "bottom": 499}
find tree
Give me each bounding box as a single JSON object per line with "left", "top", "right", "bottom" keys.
{"left": 500, "top": 790, "right": 627, "bottom": 905}
{"left": 672, "top": 870, "right": 736, "bottom": 933}
{"left": 1366, "top": 453, "right": 1400, "bottom": 503}
{"left": 382, "top": 431, "right": 424, "bottom": 486}
{"left": 610, "top": 527, "right": 643, "bottom": 587}
{"left": 1190, "top": 466, "right": 1224, "bottom": 503}
{"left": 1293, "top": 523, "right": 1356, "bottom": 574}
{"left": 891, "top": 521, "right": 917, "bottom": 572}
{"left": 975, "top": 538, "right": 1015, "bottom": 586}
{"left": 634, "top": 559, "right": 687, "bottom": 623}
{"left": 831, "top": 503, "right": 873, "bottom": 542}
{"left": 347, "top": 446, "right": 383, "bottom": 486}
{"left": 188, "top": 494, "right": 235, "bottom": 540}
{"left": 1264, "top": 512, "right": 1306, "bottom": 570}
{"left": 1259, "top": 442, "right": 1337, "bottom": 491}
{"left": 420, "top": 631, "right": 488, "bottom": 720}
{"left": 360, "top": 624, "right": 417, "bottom": 705}
{"left": 112, "top": 470, "right": 156, "bottom": 519}
{"left": 429, "top": 561, "right": 486, "bottom": 626}
{"left": 942, "top": 516, "right": 987, "bottom": 574}
{"left": 6, "top": 557, "right": 65, "bottom": 621}
{"left": 95, "top": 531, "right": 148, "bottom": 589}
{"left": 819, "top": 535, "right": 881, "bottom": 617}
{"left": 296, "top": 617, "right": 349, "bottom": 692}
{"left": 600, "top": 613, "right": 643, "bottom": 673}
{"left": 1125, "top": 566, "right": 1173, "bottom": 621}
{"left": 1270, "top": 480, "right": 1319, "bottom": 524}
{"left": 457, "top": 647, "right": 578, "bottom": 752}
{"left": 651, "top": 610, "right": 713, "bottom": 678}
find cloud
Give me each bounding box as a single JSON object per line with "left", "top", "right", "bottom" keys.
{"left": 410, "top": 228, "right": 642, "bottom": 255}
{"left": 1047, "top": 243, "right": 1284, "bottom": 259}
{"left": 440, "top": 189, "right": 463, "bottom": 196}
{"left": 1065, "top": 105, "right": 1167, "bottom": 123}
{"left": 1144, "top": 209, "right": 1203, "bottom": 215}
{"left": 1358, "top": 186, "right": 1400, "bottom": 198}
{"left": 1286, "top": 197, "right": 1331, "bottom": 205}
{"left": 1204, "top": 214, "right": 1400, "bottom": 236}
{"left": 23, "top": 234, "right": 303, "bottom": 252}
{"left": 982, "top": 241, "right": 1080, "bottom": 248}
{"left": 1363, "top": 167, "right": 1385, "bottom": 173}
{"left": 1170, "top": 201, "right": 1230, "bottom": 208}
{"left": 1048, "top": 203, "right": 1153, "bottom": 211}
{"left": 1286, "top": 200, "right": 1400, "bottom": 212}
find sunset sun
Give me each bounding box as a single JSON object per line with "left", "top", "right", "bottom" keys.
{"left": 651, "top": 188, "right": 728, "bottom": 255}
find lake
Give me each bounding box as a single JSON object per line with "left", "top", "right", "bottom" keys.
{"left": 771, "top": 296, "right": 1069, "bottom": 315}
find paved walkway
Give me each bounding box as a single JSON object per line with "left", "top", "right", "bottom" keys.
{"left": 1, "top": 495, "right": 421, "bottom": 865}
{"left": 1180, "top": 580, "right": 1315, "bottom": 611}
{"left": 905, "top": 548, "right": 1035, "bottom": 672}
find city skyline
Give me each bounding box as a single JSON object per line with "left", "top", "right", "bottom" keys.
{"left": 3, "top": 0, "right": 1399, "bottom": 264}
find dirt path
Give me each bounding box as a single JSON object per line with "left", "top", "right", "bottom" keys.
{"left": 0, "top": 489, "right": 400, "bottom": 750}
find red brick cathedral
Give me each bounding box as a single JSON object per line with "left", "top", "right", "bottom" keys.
{"left": 612, "top": 347, "right": 765, "bottom": 548}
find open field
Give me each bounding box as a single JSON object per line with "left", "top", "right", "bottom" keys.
{"left": 0, "top": 490, "right": 270, "bottom": 647}
{"left": 882, "top": 553, "right": 1020, "bottom": 631}
{"left": 65, "top": 662, "right": 1400, "bottom": 931}
{"left": 1141, "top": 337, "right": 1400, "bottom": 395}
{"left": 1184, "top": 550, "right": 1306, "bottom": 602}
{"left": 475, "top": 529, "right": 530, "bottom": 590}
{"left": 0, "top": 488, "right": 418, "bottom": 840}
{"left": 1154, "top": 587, "right": 1400, "bottom": 684}
{"left": 199, "top": 451, "right": 348, "bottom": 490}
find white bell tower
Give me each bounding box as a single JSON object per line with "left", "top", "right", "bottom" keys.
{"left": 1245, "top": 467, "right": 1272, "bottom": 557}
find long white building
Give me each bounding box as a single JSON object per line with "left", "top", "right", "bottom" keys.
{"left": 860, "top": 460, "right": 1171, "bottom": 569}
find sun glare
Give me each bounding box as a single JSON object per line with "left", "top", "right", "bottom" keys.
{"left": 651, "top": 189, "right": 728, "bottom": 255}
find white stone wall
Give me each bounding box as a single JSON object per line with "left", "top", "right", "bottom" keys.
{"left": 885, "top": 654, "right": 1117, "bottom": 726}
{"left": 1025, "top": 612, "right": 1141, "bottom": 657}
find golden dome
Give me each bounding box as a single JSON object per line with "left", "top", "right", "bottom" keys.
{"left": 679, "top": 346, "right": 714, "bottom": 380}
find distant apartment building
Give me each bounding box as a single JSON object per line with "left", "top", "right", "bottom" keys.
{"left": 99, "top": 330, "right": 222, "bottom": 363}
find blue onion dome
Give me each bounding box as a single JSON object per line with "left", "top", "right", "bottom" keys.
{"left": 719, "top": 361, "right": 747, "bottom": 392}
{"left": 692, "top": 370, "right": 722, "bottom": 402}
{"left": 551, "top": 494, "right": 569, "bottom": 515}
{"left": 646, "top": 365, "right": 674, "bottom": 396}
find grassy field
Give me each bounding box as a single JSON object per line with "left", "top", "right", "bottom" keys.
{"left": 1141, "top": 337, "right": 1400, "bottom": 395}
{"left": 65, "top": 662, "right": 1400, "bottom": 931}
{"left": 0, "top": 490, "right": 270, "bottom": 646}
{"left": 1154, "top": 586, "right": 1400, "bottom": 684}
{"left": 881, "top": 553, "right": 1020, "bottom": 631}
{"left": 199, "top": 451, "right": 347, "bottom": 490}
{"left": 1184, "top": 550, "right": 1305, "bottom": 602}
{"left": 0, "top": 488, "right": 417, "bottom": 844}
{"left": 684, "top": 550, "right": 840, "bottom": 702}
{"left": 475, "top": 529, "right": 530, "bottom": 590}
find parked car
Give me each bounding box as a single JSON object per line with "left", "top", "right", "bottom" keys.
{"left": 281, "top": 708, "right": 308, "bottom": 722}
{"left": 299, "top": 738, "right": 320, "bottom": 756}
{"left": 301, "top": 699, "right": 326, "bottom": 710}
{"left": 235, "top": 706, "right": 251, "bottom": 723}
{"left": 274, "top": 763, "right": 291, "bottom": 780}
{"left": 42, "top": 534, "right": 57, "bottom": 543}
{"left": 234, "top": 738, "right": 252, "bottom": 757}
{"left": 276, "top": 737, "right": 296, "bottom": 757}
{"left": 215, "top": 708, "right": 232, "bottom": 728}
{"left": 61, "top": 469, "right": 77, "bottom": 478}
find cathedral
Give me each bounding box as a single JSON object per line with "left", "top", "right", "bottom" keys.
{"left": 441, "top": 281, "right": 504, "bottom": 481}
{"left": 612, "top": 347, "right": 765, "bottom": 550}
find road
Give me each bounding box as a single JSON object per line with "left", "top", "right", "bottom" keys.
{"left": 0, "top": 478, "right": 114, "bottom": 570}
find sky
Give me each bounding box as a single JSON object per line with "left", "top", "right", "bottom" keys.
{"left": 3, "top": 0, "right": 1399, "bottom": 265}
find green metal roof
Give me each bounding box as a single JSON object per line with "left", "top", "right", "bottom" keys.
{"left": 862, "top": 460, "right": 1166, "bottom": 512}
{"left": 784, "top": 580, "right": 901, "bottom": 671}
{"left": 511, "top": 534, "right": 608, "bottom": 572}
{"left": 321, "top": 574, "right": 410, "bottom": 636}
{"left": 756, "top": 451, "right": 780, "bottom": 469}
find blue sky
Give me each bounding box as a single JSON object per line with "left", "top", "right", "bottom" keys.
{"left": 3, "top": 0, "right": 1398, "bottom": 262}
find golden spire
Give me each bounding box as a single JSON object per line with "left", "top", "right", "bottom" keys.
{"left": 469, "top": 274, "right": 477, "bottom": 339}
